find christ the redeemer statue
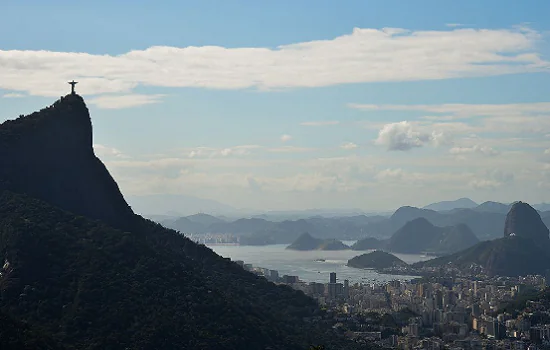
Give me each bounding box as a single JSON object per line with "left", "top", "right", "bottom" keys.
{"left": 68, "top": 80, "right": 78, "bottom": 95}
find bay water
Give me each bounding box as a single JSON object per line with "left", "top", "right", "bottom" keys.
{"left": 208, "top": 242, "right": 434, "bottom": 285}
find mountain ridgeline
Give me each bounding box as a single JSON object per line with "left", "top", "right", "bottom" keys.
{"left": 503, "top": 201, "right": 549, "bottom": 243}
{"left": 422, "top": 198, "right": 478, "bottom": 211}
{"left": 162, "top": 201, "right": 550, "bottom": 246}
{"left": 286, "top": 233, "right": 349, "bottom": 251}
{"left": 0, "top": 95, "right": 364, "bottom": 350}
{"left": 414, "top": 201, "right": 550, "bottom": 276}
{"left": 0, "top": 94, "right": 133, "bottom": 228}
{"left": 351, "top": 218, "right": 479, "bottom": 255}
{"left": 347, "top": 251, "right": 407, "bottom": 270}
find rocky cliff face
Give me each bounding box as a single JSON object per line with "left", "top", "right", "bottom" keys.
{"left": 503, "top": 201, "right": 549, "bottom": 243}
{"left": 0, "top": 94, "right": 133, "bottom": 226}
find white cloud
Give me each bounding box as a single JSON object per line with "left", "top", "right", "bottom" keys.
{"left": 469, "top": 179, "right": 502, "bottom": 190}
{"left": 300, "top": 121, "right": 340, "bottom": 126}
{"left": 469, "top": 169, "right": 514, "bottom": 190}
{"left": 218, "top": 145, "right": 260, "bottom": 157}
{"left": 93, "top": 144, "right": 125, "bottom": 158}
{"left": 375, "top": 121, "right": 447, "bottom": 151}
{"left": 0, "top": 26, "right": 547, "bottom": 97}
{"left": 349, "top": 102, "right": 550, "bottom": 117}
{"left": 88, "top": 94, "right": 164, "bottom": 109}
{"left": 2, "top": 93, "right": 25, "bottom": 98}
{"left": 375, "top": 168, "right": 405, "bottom": 181}
{"left": 280, "top": 134, "right": 292, "bottom": 142}
{"left": 101, "top": 149, "right": 550, "bottom": 210}
{"left": 450, "top": 145, "right": 500, "bottom": 156}
{"left": 187, "top": 145, "right": 261, "bottom": 158}
{"left": 430, "top": 131, "right": 454, "bottom": 147}
{"left": 268, "top": 146, "right": 315, "bottom": 153}
{"left": 446, "top": 23, "right": 464, "bottom": 28}
{"left": 351, "top": 102, "right": 550, "bottom": 135}
{"left": 340, "top": 142, "right": 358, "bottom": 150}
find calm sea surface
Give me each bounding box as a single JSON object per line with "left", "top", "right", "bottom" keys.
{"left": 208, "top": 242, "right": 434, "bottom": 285}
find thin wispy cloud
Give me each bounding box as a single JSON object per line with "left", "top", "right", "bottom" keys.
{"left": 450, "top": 145, "right": 500, "bottom": 156}
{"left": 268, "top": 146, "right": 316, "bottom": 153}
{"left": 93, "top": 144, "right": 127, "bottom": 158}
{"left": 88, "top": 94, "right": 165, "bottom": 109}
{"left": 2, "top": 93, "right": 25, "bottom": 98}
{"left": 280, "top": 134, "right": 292, "bottom": 142}
{"left": 348, "top": 102, "right": 550, "bottom": 117}
{"left": 187, "top": 145, "right": 262, "bottom": 158}
{"left": 300, "top": 121, "right": 340, "bottom": 126}
{"left": 1, "top": 26, "right": 547, "bottom": 97}
{"left": 340, "top": 142, "right": 358, "bottom": 150}
{"left": 351, "top": 102, "right": 550, "bottom": 135}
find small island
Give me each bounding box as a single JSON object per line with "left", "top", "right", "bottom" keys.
{"left": 286, "top": 232, "right": 350, "bottom": 251}
{"left": 347, "top": 250, "right": 408, "bottom": 269}
{"left": 351, "top": 237, "right": 384, "bottom": 250}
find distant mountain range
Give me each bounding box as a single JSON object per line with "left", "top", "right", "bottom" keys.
{"left": 161, "top": 200, "right": 550, "bottom": 246}
{"left": 413, "top": 202, "right": 550, "bottom": 276}
{"left": 162, "top": 214, "right": 385, "bottom": 244}
{"left": 346, "top": 201, "right": 550, "bottom": 277}
{"left": 351, "top": 218, "right": 479, "bottom": 255}
{"left": 358, "top": 205, "right": 550, "bottom": 241}
{"left": 422, "top": 198, "right": 478, "bottom": 211}
{"left": 133, "top": 194, "right": 550, "bottom": 220}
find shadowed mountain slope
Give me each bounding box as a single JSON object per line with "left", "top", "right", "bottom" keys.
{"left": 414, "top": 202, "right": 550, "bottom": 277}
{"left": 0, "top": 95, "right": 364, "bottom": 350}
{"left": 353, "top": 218, "right": 478, "bottom": 255}
{"left": 0, "top": 94, "right": 133, "bottom": 227}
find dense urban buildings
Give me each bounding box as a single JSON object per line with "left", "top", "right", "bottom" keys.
{"left": 238, "top": 259, "right": 550, "bottom": 349}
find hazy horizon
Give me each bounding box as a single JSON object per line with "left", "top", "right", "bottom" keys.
{"left": 3, "top": 1, "right": 550, "bottom": 211}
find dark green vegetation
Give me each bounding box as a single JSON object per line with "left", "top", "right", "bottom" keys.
{"left": 286, "top": 233, "right": 349, "bottom": 251}
{"left": 498, "top": 287, "right": 550, "bottom": 329}
{"left": 0, "top": 310, "right": 65, "bottom": 350}
{"left": 0, "top": 96, "right": 367, "bottom": 350}
{"left": 414, "top": 202, "right": 550, "bottom": 277}
{"left": 413, "top": 236, "right": 550, "bottom": 276}
{"left": 0, "top": 94, "right": 133, "bottom": 227}
{"left": 347, "top": 251, "right": 407, "bottom": 269}
{"left": 499, "top": 286, "right": 541, "bottom": 315}
{"left": 352, "top": 218, "right": 478, "bottom": 255}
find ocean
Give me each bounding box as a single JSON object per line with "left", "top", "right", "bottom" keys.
{"left": 208, "top": 242, "right": 434, "bottom": 285}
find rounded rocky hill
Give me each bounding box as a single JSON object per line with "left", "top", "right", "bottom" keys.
{"left": 347, "top": 250, "right": 407, "bottom": 269}
{"left": 504, "top": 201, "right": 549, "bottom": 244}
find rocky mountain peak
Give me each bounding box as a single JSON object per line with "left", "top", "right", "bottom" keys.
{"left": 0, "top": 94, "right": 133, "bottom": 227}
{"left": 504, "top": 201, "right": 549, "bottom": 243}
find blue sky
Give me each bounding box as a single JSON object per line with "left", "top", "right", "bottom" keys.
{"left": 1, "top": 1, "right": 550, "bottom": 213}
